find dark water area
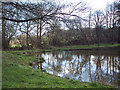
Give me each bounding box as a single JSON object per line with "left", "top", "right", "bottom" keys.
{"left": 31, "top": 50, "right": 120, "bottom": 88}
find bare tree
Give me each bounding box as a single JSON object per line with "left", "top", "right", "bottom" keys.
{"left": 2, "top": 0, "right": 88, "bottom": 49}
{"left": 92, "top": 10, "right": 105, "bottom": 46}
{"left": 115, "top": 1, "right": 120, "bottom": 43}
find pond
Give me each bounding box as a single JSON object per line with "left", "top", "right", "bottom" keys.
{"left": 31, "top": 50, "right": 120, "bottom": 87}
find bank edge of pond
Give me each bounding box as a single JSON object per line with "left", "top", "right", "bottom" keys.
{"left": 2, "top": 51, "right": 116, "bottom": 88}
{"left": 50, "top": 43, "right": 120, "bottom": 51}
{"left": 20, "top": 43, "right": 120, "bottom": 52}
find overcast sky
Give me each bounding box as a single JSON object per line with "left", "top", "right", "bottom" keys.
{"left": 59, "top": 0, "right": 115, "bottom": 10}
{"left": 19, "top": 0, "right": 115, "bottom": 10}
{"left": 86, "top": 0, "right": 115, "bottom": 10}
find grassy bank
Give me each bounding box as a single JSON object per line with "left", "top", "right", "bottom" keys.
{"left": 53, "top": 43, "right": 120, "bottom": 51}
{"left": 19, "top": 43, "right": 120, "bottom": 53}
{"left": 2, "top": 51, "right": 115, "bottom": 88}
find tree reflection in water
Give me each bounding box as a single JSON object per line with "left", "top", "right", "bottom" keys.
{"left": 33, "top": 51, "right": 119, "bottom": 87}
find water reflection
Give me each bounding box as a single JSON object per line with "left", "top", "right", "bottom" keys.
{"left": 33, "top": 51, "right": 119, "bottom": 87}
{"left": 31, "top": 53, "right": 45, "bottom": 71}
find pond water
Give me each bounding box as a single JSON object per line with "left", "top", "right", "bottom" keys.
{"left": 32, "top": 50, "right": 120, "bottom": 87}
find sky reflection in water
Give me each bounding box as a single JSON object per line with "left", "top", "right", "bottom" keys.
{"left": 33, "top": 51, "right": 120, "bottom": 87}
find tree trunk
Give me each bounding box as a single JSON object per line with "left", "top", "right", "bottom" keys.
{"left": 39, "top": 20, "right": 42, "bottom": 49}
{"left": 112, "top": 19, "right": 115, "bottom": 44}
{"left": 37, "top": 22, "right": 39, "bottom": 48}
{"left": 96, "top": 26, "right": 100, "bottom": 46}
{"left": 26, "top": 21, "right": 29, "bottom": 49}
{"left": 2, "top": 3, "right": 8, "bottom": 50}
{"left": 118, "top": 25, "right": 120, "bottom": 43}
{"left": 118, "top": 57, "right": 120, "bottom": 88}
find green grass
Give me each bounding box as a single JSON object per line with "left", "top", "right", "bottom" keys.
{"left": 47, "top": 43, "right": 120, "bottom": 51}
{"left": 54, "top": 43, "right": 120, "bottom": 50}
{"left": 2, "top": 51, "right": 115, "bottom": 88}
{"left": 38, "top": 43, "right": 120, "bottom": 52}
{"left": 10, "top": 43, "right": 120, "bottom": 53}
